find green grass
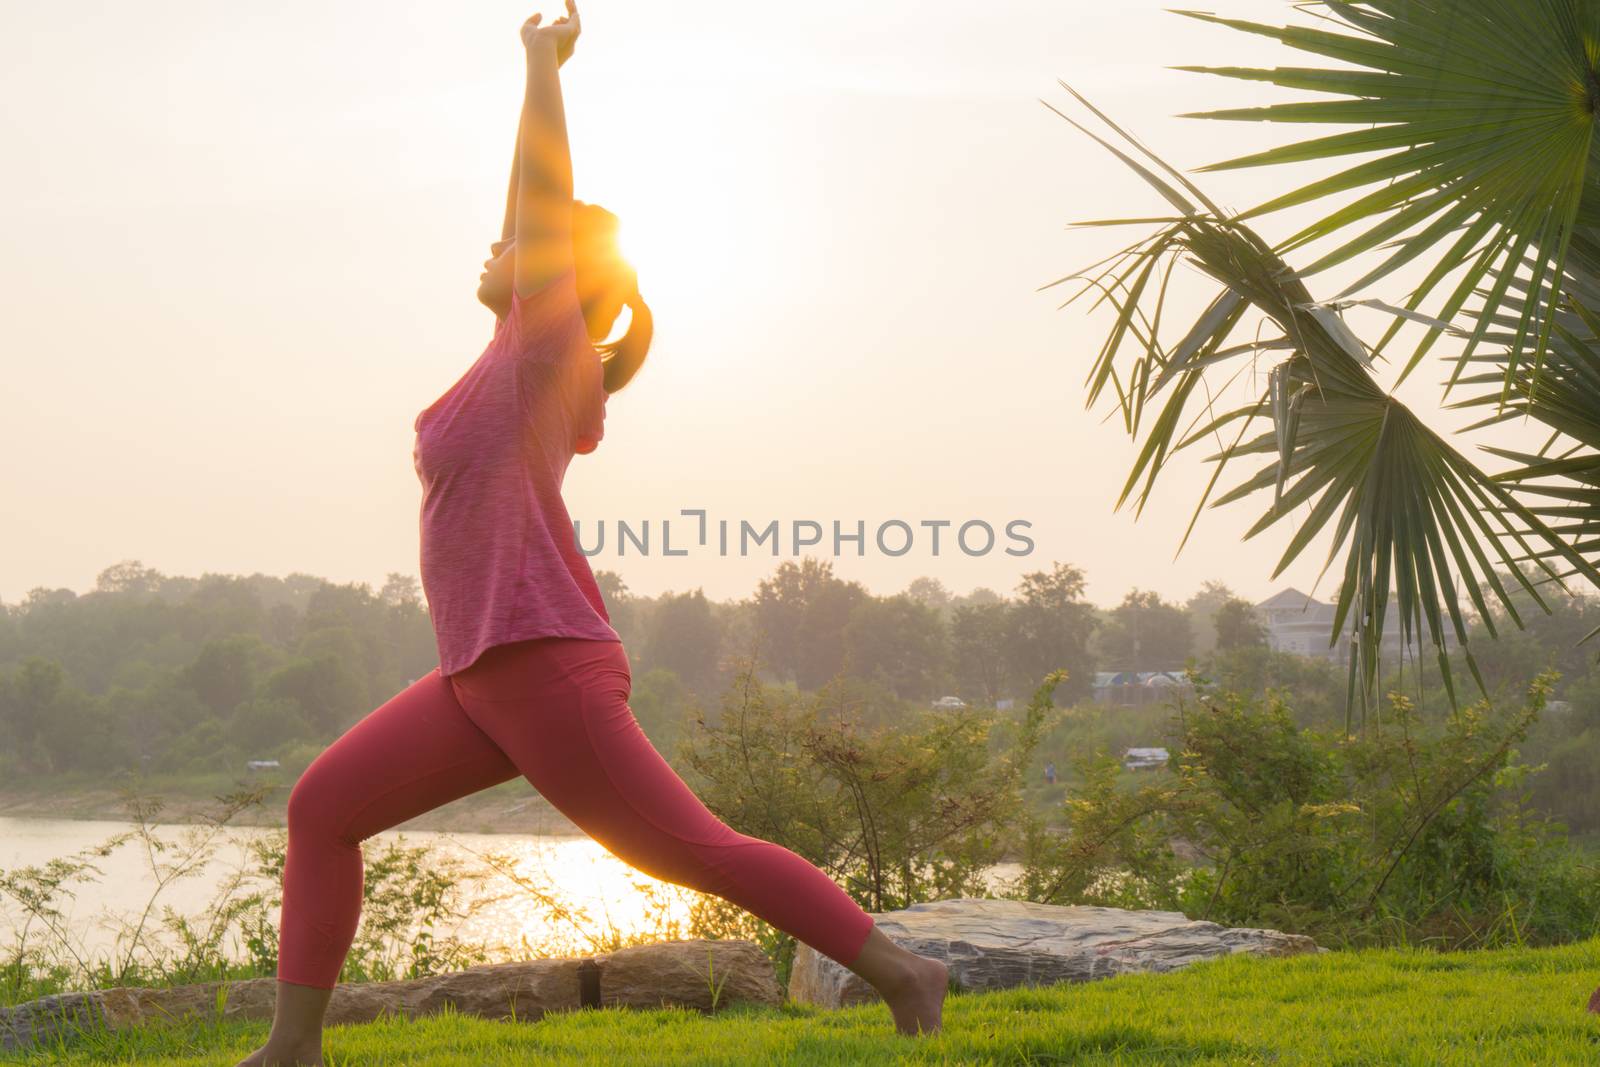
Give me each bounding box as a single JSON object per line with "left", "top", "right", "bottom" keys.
{"left": 8, "top": 940, "right": 1600, "bottom": 1066}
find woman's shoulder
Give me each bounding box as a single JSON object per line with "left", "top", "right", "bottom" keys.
{"left": 505, "top": 268, "right": 584, "bottom": 354}
{"left": 504, "top": 272, "right": 600, "bottom": 419}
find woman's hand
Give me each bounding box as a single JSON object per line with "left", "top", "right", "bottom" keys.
{"left": 521, "top": 1, "right": 581, "bottom": 67}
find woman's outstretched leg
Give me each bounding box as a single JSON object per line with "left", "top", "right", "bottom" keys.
{"left": 449, "top": 636, "right": 950, "bottom": 1036}
{"left": 236, "top": 668, "right": 521, "bottom": 1067}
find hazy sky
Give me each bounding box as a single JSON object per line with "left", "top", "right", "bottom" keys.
{"left": 0, "top": 1, "right": 1539, "bottom": 610}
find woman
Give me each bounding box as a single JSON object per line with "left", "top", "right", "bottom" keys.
{"left": 236, "top": 6, "right": 948, "bottom": 1064}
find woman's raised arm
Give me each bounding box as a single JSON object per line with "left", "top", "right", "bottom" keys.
{"left": 498, "top": 131, "right": 519, "bottom": 245}
{"left": 499, "top": 5, "right": 578, "bottom": 245}
{"left": 513, "top": 2, "right": 582, "bottom": 299}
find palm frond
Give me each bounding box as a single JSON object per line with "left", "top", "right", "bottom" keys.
{"left": 1051, "top": 87, "right": 1600, "bottom": 725}
{"left": 1172, "top": 0, "right": 1600, "bottom": 393}
{"left": 1447, "top": 228, "right": 1600, "bottom": 634}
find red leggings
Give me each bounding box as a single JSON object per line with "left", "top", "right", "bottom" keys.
{"left": 277, "top": 636, "right": 875, "bottom": 988}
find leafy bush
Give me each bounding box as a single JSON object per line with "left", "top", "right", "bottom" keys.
{"left": 1009, "top": 669, "right": 1600, "bottom": 948}
{"left": 681, "top": 657, "right": 1057, "bottom": 916}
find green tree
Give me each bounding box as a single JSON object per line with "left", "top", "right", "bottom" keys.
{"left": 904, "top": 576, "right": 954, "bottom": 619}
{"left": 166, "top": 718, "right": 236, "bottom": 773}
{"left": 36, "top": 687, "right": 122, "bottom": 773}
{"left": 752, "top": 558, "right": 866, "bottom": 691}
{"left": 1005, "top": 562, "right": 1097, "bottom": 704}
{"left": 182, "top": 634, "right": 268, "bottom": 718}
{"left": 1214, "top": 597, "right": 1269, "bottom": 652}
{"left": 592, "top": 569, "right": 638, "bottom": 646}
{"left": 841, "top": 593, "right": 949, "bottom": 702}
{"left": 230, "top": 695, "right": 313, "bottom": 756}
{"left": 376, "top": 574, "right": 438, "bottom": 681}
{"left": 1185, "top": 581, "right": 1237, "bottom": 658}
{"left": 643, "top": 589, "right": 724, "bottom": 694}
{"left": 1097, "top": 589, "right": 1192, "bottom": 671}
{"left": 951, "top": 600, "right": 1011, "bottom": 705}
{"left": 302, "top": 581, "right": 393, "bottom": 696}
{"left": 378, "top": 573, "right": 420, "bottom": 609}
{"left": 0, "top": 601, "right": 18, "bottom": 665}
{"left": 629, "top": 667, "right": 693, "bottom": 755}
{"left": 94, "top": 560, "right": 164, "bottom": 596}
{"left": 953, "top": 586, "right": 1003, "bottom": 609}
{"left": 103, "top": 677, "right": 199, "bottom": 769}
{"left": 264, "top": 654, "right": 366, "bottom": 735}
{"left": 4, "top": 657, "right": 65, "bottom": 768}
{"left": 1463, "top": 585, "right": 1600, "bottom": 699}
{"left": 183, "top": 575, "right": 269, "bottom": 642}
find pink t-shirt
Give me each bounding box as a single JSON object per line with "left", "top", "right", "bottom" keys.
{"left": 412, "top": 268, "right": 619, "bottom": 676}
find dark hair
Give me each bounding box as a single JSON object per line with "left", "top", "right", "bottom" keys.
{"left": 572, "top": 200, "right": 653, "bottom": 394}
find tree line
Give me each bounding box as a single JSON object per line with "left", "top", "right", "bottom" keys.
{"left": 1, "top": 557, "right": 1596, "bottom": 841}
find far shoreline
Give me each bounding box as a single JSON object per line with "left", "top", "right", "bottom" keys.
{"left": 0, "top": 777, "right": 591, "bottom": 838}
{"left": 0, "top": 777, "right": 1049, "bottom": 862}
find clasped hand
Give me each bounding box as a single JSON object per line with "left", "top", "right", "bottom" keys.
{"left": 522, "top": 0, "right": 581, "bottom": 66}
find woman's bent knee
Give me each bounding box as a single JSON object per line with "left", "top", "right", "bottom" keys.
{"left": 285, "top": 763, "right": 346, "bottom": 840}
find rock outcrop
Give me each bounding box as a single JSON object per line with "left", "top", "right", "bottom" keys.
{"left": 789, "top": 897, "right": 1321, "bottom": 1008}
{"left": 1, "top": 938, "right": 779, "bottom": 1052}
{"left": 3, "top": 902, "right": 1328, "bottom": 1049}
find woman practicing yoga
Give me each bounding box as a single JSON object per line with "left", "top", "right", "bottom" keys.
{"left": 236, "top": 6, "right": 948, "bottom": 1064}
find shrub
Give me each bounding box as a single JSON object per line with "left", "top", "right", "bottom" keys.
{"left": 1009, "top": 668, "right": 1600, "bottom": 948}
{"left": 681, "top": 657, "right": 1059, "bottom": 915}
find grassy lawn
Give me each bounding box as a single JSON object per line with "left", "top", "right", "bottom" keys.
{"left": 8, "top": 940, "right": 1600, "bottom": 1066}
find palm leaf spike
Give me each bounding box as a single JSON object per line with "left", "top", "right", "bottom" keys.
{"left": 1172, "top": 389, "right": 1272, "bottom": 560}
{"left": 1055, "top": 80, "right": 1228, "bottom": 219}
{"left": 1055, "top": 240, "right": 1179, "bottom": 435}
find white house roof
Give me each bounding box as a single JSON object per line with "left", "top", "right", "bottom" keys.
{"left": 1255, "top": 587, "right": 1326, "bottom": 612}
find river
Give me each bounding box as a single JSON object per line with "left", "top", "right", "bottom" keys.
{"left": 0, "top": 816, "right": 1021, "bottom": 970}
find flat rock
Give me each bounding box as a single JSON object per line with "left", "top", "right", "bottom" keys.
{"left": 788, "top": 897, "right": 1321, "bottom": 1008}
{"left": 1, "top": 938, "right": 779, "bottom": 1052}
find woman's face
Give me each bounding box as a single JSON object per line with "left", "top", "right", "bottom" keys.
{"left": 476, "top": 238, "right": 516, "bottom": 318}
{"left": 476, "top": 235, "right": 630, "bottom": 342}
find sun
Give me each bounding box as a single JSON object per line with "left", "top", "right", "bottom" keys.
{"left": 613, "top": 213, "right": 649, "bottom": 282}
{"left": 575, "top": 115, "right": 752, "bottom": 316}
{"left": 609, "top": 205, "right": 697, "bottom": 303}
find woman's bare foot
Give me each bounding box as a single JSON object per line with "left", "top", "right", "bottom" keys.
{"left": 233, "top": 1039, "right": 325, "bottom": 1067}
{"left": 237, "top": 980, "right": 332, "bottom": 1066}
{"left": 878, "top": 952, "right": 949, "bottom": 1036}
{"left": 844, "top": 924, "right": 949, "bottom": 1036}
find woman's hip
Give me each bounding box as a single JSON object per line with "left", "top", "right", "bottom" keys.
{"left": 449, "top": 635, "right": 628, "bottom": 707}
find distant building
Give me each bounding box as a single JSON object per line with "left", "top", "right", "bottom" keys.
{"left": 1253, "top": 587, "right": 1430, "bottom": 666}
{"left": 245, "top": 759, "right": 281, "bottom": 772}
{"left": 1091, "top": 671, "right": 1192, "bottom": 707}
{"left": 1123, "top": 747, "right": 1170, "bottom": 771}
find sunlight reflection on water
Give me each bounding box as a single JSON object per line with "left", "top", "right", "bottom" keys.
{"left": 0, "top": 817, "right": 1022, "bottom": 965}
{"left": 0, "top": 817, "right": 701, "bottom": 963}
{"left": 432, "top": 830, "right": 708, "bottom": 957}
